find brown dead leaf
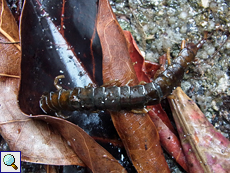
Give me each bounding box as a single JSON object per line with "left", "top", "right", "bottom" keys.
{"left": 96, "top": 0, "right": 138, "bottom": 86}
{"left": 33, "top": 115, "right": 127, "bottom": 172}
{"left": 0, "top": 0, "right": 20, "bottom": 51}
{"left": 96, "top": 0, "right": 170, "bottom": 172}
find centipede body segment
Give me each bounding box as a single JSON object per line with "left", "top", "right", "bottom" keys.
{"left": 40, "top": 39, "right": 206, "bottom": 114}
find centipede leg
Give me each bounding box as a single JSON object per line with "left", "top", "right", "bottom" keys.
{"left": 166, "top": 47, "right": 171, "bottom": 66}
{"left": 53, "top": 75, "right": 71, "bottom": 118}
{"left": 131, "top": 108, "right": 148, "bottom": 114}
{"left": 54, "top": 75, "right": 65, "bottom": 90}
{"left": 154, "top": 53, "right": 168, "bottom": 79}
{"left": 101, "top": 79, "right": 122, "bottom": 87}
{"left": 85, "top": 83, "right": 97, "bottom": 88}
{"left": 181, "top": 40, "right": 186, "bottom": 50}
{"left": 209, "top": 31, "right": 229, "bottom": 60}
{"left": 125, "top": 79, "right": 134, "bottom": 86}
{"left": 55, "top": 111, "right": 70, "bottom": 119}
{"left": 138, "top": 81, "right": 147, "bottom": 85}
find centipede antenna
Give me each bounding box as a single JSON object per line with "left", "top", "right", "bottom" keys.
{"left": 197, "top": 32, "right": 208, "bottom": 47}
{"left": 54, "top": 75, "right": 65, "bottom": 90}
{"left": 210, "top": 32, "right": 230, "bottom": 60}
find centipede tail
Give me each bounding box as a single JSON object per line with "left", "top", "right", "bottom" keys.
{"left": 40, "top": 38, "right": 206, "bottom": 114}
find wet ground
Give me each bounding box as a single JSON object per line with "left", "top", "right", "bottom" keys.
{"left": 111, "top": 0, "right": 230, "bottom": 136}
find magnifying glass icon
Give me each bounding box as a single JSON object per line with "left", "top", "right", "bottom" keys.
{"left": 3, "top": 154, "right": 18, "bottom": 170}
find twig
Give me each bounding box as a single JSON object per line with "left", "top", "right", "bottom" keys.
{"left": 0, "top": 41, "right": 20, "bottom": 44}
{"left": 0, "top": 73, "right": 20, "bottom": 78}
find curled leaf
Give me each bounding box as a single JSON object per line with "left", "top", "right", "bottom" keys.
{"left": 148, "top": 108, "right": 188, "bottom": 172}
{"left": 168, "top": 87, "right": 230, "bottom": 173}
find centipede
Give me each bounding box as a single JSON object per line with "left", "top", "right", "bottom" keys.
{"left": 39, "top": 37, "right": 207, "bottom": 115}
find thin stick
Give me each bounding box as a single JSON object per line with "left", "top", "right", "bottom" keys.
{"left": 0, "top": 73, "right": 20, "bottom": 78}
{"left": 0, "top": 41, "right": 20, "bottom": 44}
